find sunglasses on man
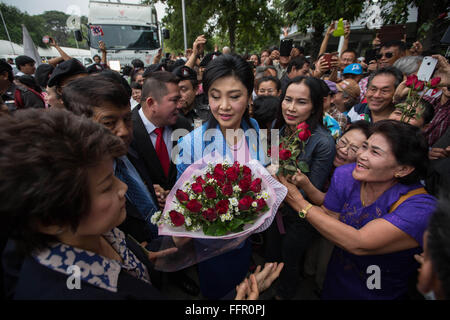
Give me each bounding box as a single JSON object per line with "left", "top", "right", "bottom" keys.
{"left": 375, "top": 52, "right": 394, "bottom": 60}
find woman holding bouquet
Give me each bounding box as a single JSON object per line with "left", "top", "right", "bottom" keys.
{"left": 265, "top": 76, "right": 336, "bottom": 300}
{"left": 278, "top": 120, "right": 437, "bottom": 299}
{"left": 176, "top": 54, "right": 271, "bottom": 299}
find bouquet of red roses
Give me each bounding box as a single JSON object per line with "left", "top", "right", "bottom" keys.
{"left": 272, "top": 122, "right": 312, "bottom": 176}
{"left": 152, "top": 159, "right": 277, "bottom": 237}
{"left": 396, "top": 74, "right": 441, "bottom": 123}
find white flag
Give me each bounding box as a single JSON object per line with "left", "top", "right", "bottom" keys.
{"left": 22, "top": 24, "right": 42, "bottom": 67}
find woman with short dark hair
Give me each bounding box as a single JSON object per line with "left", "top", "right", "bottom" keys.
{"left": 177, "top": 54, "right": 273, "bottom": 299}
{"left": 278, "top": 120, "right": 437, "bottom": 299}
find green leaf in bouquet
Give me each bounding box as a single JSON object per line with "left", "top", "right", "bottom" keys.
{"left": 291, "top": 149, "right": 301, "bottom": 158}
{"left": 285, "top": 164, "right": 297, "bottom": 172}
{"left": 297, "top": 161, "right": 309, "bottom": 173}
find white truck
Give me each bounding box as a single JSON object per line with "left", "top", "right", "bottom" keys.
{"left": 86, "top": 0, "right": 161, "bottom": 67}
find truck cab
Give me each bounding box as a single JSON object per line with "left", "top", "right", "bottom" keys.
{"left": 87, "top": 0, "right": 160, "bottom": 67}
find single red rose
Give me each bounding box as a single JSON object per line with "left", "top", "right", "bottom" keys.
{"left": 415, "top": 81, "right": 425, "bottom": 91}
{"left": 213, "top": 164, "right": 226, "bottom": 183}
{"left": 215, "top": 199, "right": 230, "bottom": 215}
{"left": 186, "top": 199, "right": 202, "bottom": 213}
{"left": 242, "top": 165, "right": 252, "bottom": 176}
{"left": 222, "top": 183, "right": 233, "bottom": 196}
{"left": 298, "top": 128, "right": 311, "bottom": 141}
{"left": 296, "top": 122, "right": 309, "bottom": 131}
{"left": 250, "top": 178, "right": 262, "bottom": 193}
{"left": 430, "top": 77, "right": 441, "bottom": 88}
{"left": 238, "top": 195, "right": 254, "bottom": 211}
{"left": 175, "top": 189, "right": 189, "bottom": 202}
{"left": 405, "top": 74, "right": 418, "bottom": 88}
{"left": 169, "top": 210, "right": 185, "bottom": 226}
{"left": 206, "top": 172, "right": 214, "bottom": 180}
{"left": 202, "top": 208, "right": 217, "bottom": 222}
{"left": 279, "top": 149, "right": 292, "bottom": 160}
{"left": 196, "top": 176, "right": 206, "bottom": 185}
{"left": 204, "top": 185, "right": 217, "bottom": 199}
{"left": 191, "top": 182, "right": 203, "bottom": 194}
{"left": 226, "top": 166, "right": 239, "bottom": 182}
{"left": 239, "top": 176, "right": 251, "bottom": 193}
{"left": 256, "top": 198, "right": 267, "bottom": 211}
{"left": 438, "top": 12, "right": 447, "bottom": 20}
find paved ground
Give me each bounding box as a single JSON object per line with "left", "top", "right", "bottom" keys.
{"left": 159, "top": 234, "right": 320, "bottom": 300}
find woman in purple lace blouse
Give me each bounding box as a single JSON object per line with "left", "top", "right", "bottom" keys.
{"left": 279, "top": 120, "right": 437, "bottom": 299}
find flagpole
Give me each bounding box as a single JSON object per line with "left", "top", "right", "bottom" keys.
{"left": 0, "top": 8, "right": 16, "bottom": 55}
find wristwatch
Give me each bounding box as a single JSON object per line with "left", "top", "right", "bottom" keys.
{"left": 298, "top": 203, "right": 313, "bottom": 219}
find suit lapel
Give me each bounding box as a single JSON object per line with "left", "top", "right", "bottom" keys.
{"left": 131, "top": 108, "right": 166, "bottom": 185}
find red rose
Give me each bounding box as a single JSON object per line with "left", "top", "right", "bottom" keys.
{"left": 242, "top": 165, "right": 252, "bottom": 176}
{"left": 238, "top": 195, "right": 254, "bottom": 211}
{"left": 222, "top": 183, "right": 233, "bottom": 196}
{"left": 430, "top": 77, "right": 441, "bottom": 88}
{"left": 415, "top": 81, "right": 425, "bottom": 91}
{"left": 169, "top": 210, "right": 185, "bottom": 227}
{"left": 226, "top": 166, "right": 239, "bottom": 182}
{"left": 186, "top": 199, "right": 202, "bottom": 213}
{"left": 175, "top": 189, "right": 189, "bottom": 202}
{"left": 298, "top": 128, "right": 311, "bottom": 141}
{"left": 196, "top": 176, "right": 206, "bottom": 185}
{"left": 215, "top": 199, "right": 230, "bottom": 215}
{"left": 405, "top": 74, "right": 418, "bottom": 88}
{"left": 213, "top": 164, "right": 226, "bottom": 183}
{"left": 206, "top": 172, "right": 214, "bottom": 180}
{"left": 191, "top": 182, "right": 203, "bottom": 194}
{"left": 202, "top": 208, "right": 217, "bottom": 222}
{"left": 438, "top": 12, "right": 447, "bottom": 20}
{"left": 296, "top": 122, "right": 309, "bottom": 131}
{"left": 238, "top": 176, "right": 251, "bottom": 193}
{"left": 256, "top": 198, "right": 267, "bottom": 211}
{"left": 204, "top": 185, "right": 217, "bottom": 199}
{"left": 279, "top": 149, "right": 292, "bottom": 160}
{"left": 250, "top": 178, "right": 262, "bottom": 193}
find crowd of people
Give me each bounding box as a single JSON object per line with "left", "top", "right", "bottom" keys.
{"left": 0, "top": 23, "right": 449, "bottom": 301}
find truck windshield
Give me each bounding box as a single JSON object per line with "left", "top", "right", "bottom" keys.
{"left": 89, "top": 25, "right": 159, "bottom": 50}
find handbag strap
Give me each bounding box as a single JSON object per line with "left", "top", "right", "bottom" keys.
{"left": 388, "top": 187, "right": 427, "bottom": 213}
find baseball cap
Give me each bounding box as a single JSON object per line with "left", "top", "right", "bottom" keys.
{"left": 336, "top": 79, "right": 360, "bottom": 99}
{"left": 173, "top": 65, "right": 197, "bottom": 81}
{"left": 47, "top": 59, "right": 87, "bottom": 87}
{"left": 324, "top": 80, "right": 338, "bottom": 94}
{"left": 343, "top": 63, "right": 363, "bottom": 75}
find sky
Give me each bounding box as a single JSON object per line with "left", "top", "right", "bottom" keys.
{"left": 1, "top": 0, "right": 167, "bottom": 21}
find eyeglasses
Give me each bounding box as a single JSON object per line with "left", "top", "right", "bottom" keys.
{"left": 375, "top": 52, "right": 394, "bottom": 60}
{"left": 336, "top": 138, "right": 360, "bottom": 156}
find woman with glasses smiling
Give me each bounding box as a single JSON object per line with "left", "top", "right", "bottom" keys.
{"left": 287, "top": 120, "right": 370, "bottom": 206}
{"left": 278, "top": 120, "right": 437, "bottom": 299}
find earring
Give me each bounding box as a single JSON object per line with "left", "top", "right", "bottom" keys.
{"left": 394, "top": 173, "right": 401, "bottom": 178}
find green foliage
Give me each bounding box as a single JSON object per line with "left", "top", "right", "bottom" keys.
{"left": 155, "top": 0, "right": 284, "bottom": 54}
{"left": 0, "top": 3, "right": 88, "bottom": 49}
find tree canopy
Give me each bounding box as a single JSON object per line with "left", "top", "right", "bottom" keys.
{"left": 150, "top": 0, "right": 285, "bottom": 54}
{"left": 0, "top": 3, "right": 88, "bottom": 49}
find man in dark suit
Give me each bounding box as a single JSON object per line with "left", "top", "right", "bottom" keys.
{"left": 129, "top": 71, "right": 191, "bottom": 205}
{"left": 128, "top": 71, "right": 199, "bottom": 296}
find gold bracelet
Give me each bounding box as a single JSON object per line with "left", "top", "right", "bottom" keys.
{"left": 298, "top": 203, "right": 313, "bottom": 219}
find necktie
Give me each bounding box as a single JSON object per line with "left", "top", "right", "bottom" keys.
{"left": 154, "top": 127, "right": 170, "bottom": 177}
{"left": 115, "top": 158, "right": 159, "bottom": 238}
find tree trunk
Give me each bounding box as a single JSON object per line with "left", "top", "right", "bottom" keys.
{"left": 227, "top": 0, "right": 238, "bottom": 52}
